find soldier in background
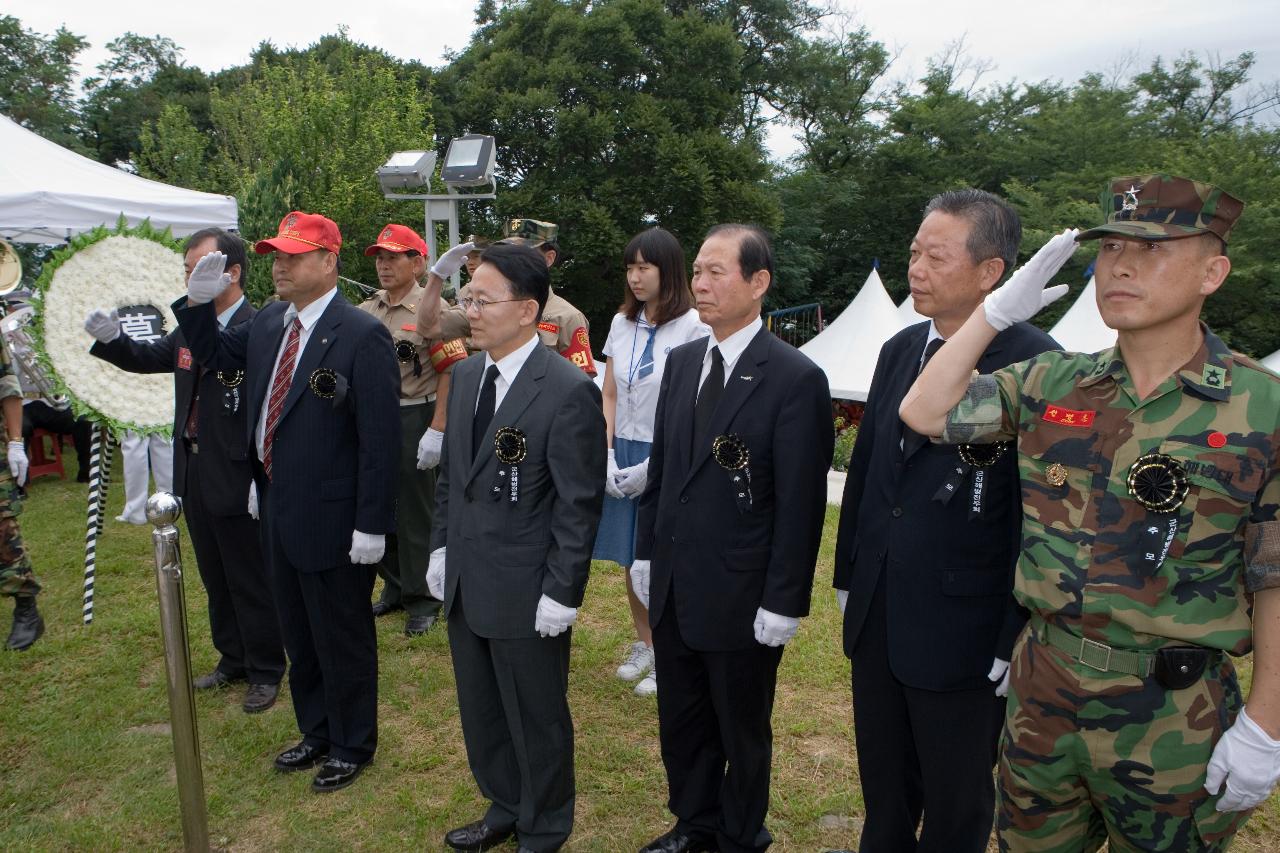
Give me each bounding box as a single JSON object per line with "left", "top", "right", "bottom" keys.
{"left": 415, "top": 219, "right": 597, "bottom": 377}
{"left": 900, "top": 175, "right": 1280, "bottom": 851}
{"left": 361, "top": 224, "right": 466, "bottom": 635}
{"left": 0, "top": 332, "right": 40, "bottom": 650}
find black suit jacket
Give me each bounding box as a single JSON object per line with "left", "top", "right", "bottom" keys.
{"left": 833, "top": 320, "right": 1058, "bottom": 690}
{"left": 431, "top": 343, "right": 606, "bottom": 639}
{"left": 91, "top": 300, "right": 255, "bottom": 516}
{"left": 636, "top": 326, "right": 834, "bottom": 652}
{"left": 175, "top": 292, "right": 400, "bottom": 571}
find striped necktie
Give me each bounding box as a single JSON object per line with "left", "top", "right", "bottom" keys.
{"left": 262, "top": 318, "right": 301, "bottom": 480}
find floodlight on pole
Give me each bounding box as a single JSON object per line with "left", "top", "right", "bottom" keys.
{"left": 376, "top": 151, "right": 438, "bottom": 193}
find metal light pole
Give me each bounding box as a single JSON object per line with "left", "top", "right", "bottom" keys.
{"left": 147, "top": 492, "right": 210, "bottom": 853}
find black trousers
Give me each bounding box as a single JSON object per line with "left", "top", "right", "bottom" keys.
{"left": 653, "top": 590, "right": 784, "bottom": 853}
{"left": 183, "top": 448, "right": 284, "bottom": 685}
{"left": 850, "top": 576, "right": 1005, "bottom": 853}
{"left": 448, "top": 593, "right": 574, "bottom": 853}
{"left": 264, "top": 511, "right": 378, "bottom": 763}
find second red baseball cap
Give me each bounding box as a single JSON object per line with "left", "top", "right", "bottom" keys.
{"left": 254, "top": 211, "right": 342, "bottom": 255}
{"left": 364, "top": 223, "right": 429, "bottom": 257}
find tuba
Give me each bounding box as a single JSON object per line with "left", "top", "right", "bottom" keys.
{"left": 2, "top": 305, "right": 69, "bottom": 408}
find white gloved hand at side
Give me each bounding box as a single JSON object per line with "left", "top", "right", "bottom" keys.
{"left": 426, "top": 547, "right": 446, "bottom": 600}
{"left": 187, "top": 251, "right": 232, "bottom": 305}
{"left": 1206, "top": 706, "right": 1280, "bottom": 811}
{"left": 84, "top": 308, "right": 121, "bottom": 343}
{"left": 430, "top": 241, "right": 475, "bottom": 280}
{"left": 835, "top": 589, "right": 849, "bottom": 615}
{"left": 349, "top": 530, "right": 385, "bottom": 565}
{"left": 982, "top": 229, "right": 1077, "bottom": 331}
{"left": 988, "top": 657, "right": 1011, "bottom": 697}
{"left": 247, "top": 481, "right": 259, "bottom": 520}
{"left": 605, "top": 449, "right": 625, "bottom": 499}
{"left": 753, "top": 607, "right": 800, "bottom": 647}
{"left": 6, "top": 440, "right": 27, "bottom": 486}
{"left": 417, "top": 427, "right": 444, "bottom": 470}
{"left": 629, "top": 559, "right": 651, "bottom": 609}
{"left": 534, "top": 594, "right": 577, "bottom": 638}
{"left": 616, "top": 459, "right": 649, "bottom": 497}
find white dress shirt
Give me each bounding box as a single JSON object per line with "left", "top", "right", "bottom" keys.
{"left": 255, "top": 288, "right": 339, "bottom": 462}
{"left": 604, "top": 308, "right": 708, "bottom": 442}
{"left": 696, "top": 316, "right": 763, "bottom": 399}
{"left": 216, "top": 295, "right": 246, "bottom": 329}
{"left": 479, "top": 332, "right": 541, "bottom": 414}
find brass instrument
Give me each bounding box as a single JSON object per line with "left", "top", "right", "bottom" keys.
{"left": 1, "top": 305, "right": 69, "bottom": 407}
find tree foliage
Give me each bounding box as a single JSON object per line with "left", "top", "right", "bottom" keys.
{"left": 0, "top": 15, "right": 87, "bottom": 151}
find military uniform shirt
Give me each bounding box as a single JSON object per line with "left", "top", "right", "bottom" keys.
{"left": 0, "top": 334, "right": 23, "bottom": 402}
{"left": 439, "top": 288, "right": 596, "bottom": 376}
{"left": 360, "top": 284, "right": 466, "bottom": 399}
{"left": 942, "top": 325, "right": 1280, "bottom": 655}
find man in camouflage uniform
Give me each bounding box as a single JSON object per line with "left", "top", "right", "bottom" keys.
{"left": 415, "top": 219, "right": 597, "bottom": 377}
{"left": 0, "top": 332, "right": 41, "bottom": 651}
{"left": 360, "top": 223, "right": 467, "bottom": 635}
{"left": 899, "top": 175, "right": 1280, "bottom": 852}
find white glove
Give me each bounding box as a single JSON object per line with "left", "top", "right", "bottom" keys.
{"left": 753, "top": 607, "right": 800, "bottom": 647}
{"left": 430, "top": 241, "right": 475, "bottom": 280}
{"left": 6, "top": 440, "right": 27, "bottom": 486}
{"left": 426, "top": 547, "right": 446, "bottom": 600}
{"left": 605, "top": 449, "right": 625, "bottom": 499}
{"left": 835, "top": 589, "right": 849, "bottom": 615}
{"left": 84, "top": 308, "right": 120, "bottom": 343}
{"left": 349, "top": 530, "right": 385, "bottom": 565}
{"left": 1206, "top": 706, "right": 1280, "bottom": 811}
{"left": 629, "top": 559, "right": 651, "bottom": 609}
{"left": 616, "top": 459, "right": 649, "bottom": 497}
{"left": 982, "top": 229, "right": 1077, "bottom": 331}
{"left": 988, "top": 658, "right": 1011, "bottom": 698}
{"left": 186, "top": 251, "right": 232, "bottom": 305}
{"left": 534, "top": 594, "right": 577, "bottom": 638}
{"left": 247, "top": 481, "right": 258, "bottom": 520}
{"left": 417, "top": 427, "right": 444, "bottom": 470}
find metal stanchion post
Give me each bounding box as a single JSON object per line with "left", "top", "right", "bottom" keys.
{"left": 147, "top": 492, "right": 210, "bottom": 853}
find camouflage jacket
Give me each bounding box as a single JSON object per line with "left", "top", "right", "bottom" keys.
{"left": 942, "top": 324, "right": 1280, "bottom": 655}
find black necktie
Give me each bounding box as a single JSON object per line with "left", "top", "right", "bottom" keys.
{"left": 472, "top": 364, "right": 499, "bottom": 461}
{"left": 693, "top": 346, "right": 724, "bottom": 449}
{"left": 903, "top": 338, "right": 945, "bottom": 456}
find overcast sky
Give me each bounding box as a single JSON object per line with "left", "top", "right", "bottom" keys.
{"left": 18, "top": 0, "right": 1280, "bottom": 157}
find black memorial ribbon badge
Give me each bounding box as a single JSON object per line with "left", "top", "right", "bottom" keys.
{"left": 933, "top": 442, "right": 1009, "bottom": 518}
{"left": 395, "top": 338, "right": 422, "bottom": 377}
{"left": 712, "top": 434, "right": 753, "bottom": 512}
{"left": 217, "top": 369, "right": 244, "bottom": 414}
{"left": 216, "top": 369, "right": 244, "bottom": 388}
{"left": 493, "top": 427, "right": 528, "bottom": 503}
{"left": 309, "top": 367, "right": 338, "bottom": 398}
{"left": 1127, "top": 452, "right": 1189, "bottom": 575}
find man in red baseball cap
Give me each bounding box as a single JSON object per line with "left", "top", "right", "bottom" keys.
{"left": 176, "top": 209, "right": 400, "bottom": 792}
{"left": 359, "top": 223, "right": 465, "bottom": 636}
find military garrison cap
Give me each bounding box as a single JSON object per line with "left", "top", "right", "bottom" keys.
{"left": 1076, "top": 174, "right": 1244, "bottom": 244}
{"left": 500, "top": 219, "right": 558, "bottom": 247}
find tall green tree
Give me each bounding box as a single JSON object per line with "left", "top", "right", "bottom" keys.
{"left": 0, "top": 15, "right": 87, "bottom": 151}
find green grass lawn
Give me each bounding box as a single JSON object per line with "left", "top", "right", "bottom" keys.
{"left": 1, "top": 460, "right": 1278, "bottom": 851}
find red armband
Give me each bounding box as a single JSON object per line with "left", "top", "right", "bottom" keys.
{"left": 560, "top": 326, "right": 596, "bottom": 376}
{"left": 429, "top": 339, "right": 467, "bottom": 373}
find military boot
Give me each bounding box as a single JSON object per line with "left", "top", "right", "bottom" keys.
{"left": 5, "top": 595, "right": 44, "bottom": 651}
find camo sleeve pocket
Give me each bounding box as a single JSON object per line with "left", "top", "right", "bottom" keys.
{"left": 1244, "top": 520, "right": 1280, "bottom": 592}
{"left": 941, "top": 373, "right": 1017, "bottom": 445}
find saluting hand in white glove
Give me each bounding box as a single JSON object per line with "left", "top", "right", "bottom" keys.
{"left": 186, "top": 251, "right": 231, "bottom": 305}
{"left": 983, "top": 229, "right": 1077, "bottom": 331}
{"left": 430, "top": 242, "right": 475, "bottom": 280}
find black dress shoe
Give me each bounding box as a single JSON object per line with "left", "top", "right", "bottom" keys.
{"left": 273, "top": 741, "right": 329, "bottom": 772}
{"left": 311, "top": 756, "right": 369, "bottom": 792}
{"left": 243, "top": 682, "right": 279, "bottom": 713}
{"left": 371, "top": 601, "right": 402, "bottom": 617}
{"left": 404, "top": 614, "right": 436, "bottom": 636}
{"left": 638, "top": 826, "right": 716, "bottom": 853}
{"left": 444, "top": 818, "right": 515, "bottom": 852}
{"left": 5, "top": 595, "right": 44, "bottom": 651}
{"left": 193, "top": 669, "right": 245, "bottom": 690}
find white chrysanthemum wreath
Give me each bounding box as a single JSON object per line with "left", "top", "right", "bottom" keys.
{"left": 32, "top": 221, "right": 183, "bottom": 434}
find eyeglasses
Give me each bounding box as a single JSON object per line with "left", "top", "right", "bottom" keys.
{"left": 460, "top": 296, "right": 527, "bottom": 315}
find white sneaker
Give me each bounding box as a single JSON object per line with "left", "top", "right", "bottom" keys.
{"left": 616, "top": 641, "right": 654, "bottom": 681}
{"left": 635, "top": 667, "right": 657, "bottom": 696}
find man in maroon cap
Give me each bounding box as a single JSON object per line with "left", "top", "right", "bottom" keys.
{"left": 175, "top": 210, "right": 400, "bottom": 793}
{"left": 360, "top": 223, "right": 465, "bottom": 635}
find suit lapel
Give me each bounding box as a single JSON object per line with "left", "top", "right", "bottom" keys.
{"left": 455, "top": 356, "right": 484, "bottom": 468}
{"left": 900, "top": 325, "right": 934, "bottom": 460}
{"left": 279, "top": 293, "right": 344, "bottom": 423}
{"left": 684, "top": 327, "right": 770, "bottom": 483}
{"left": 465, "top": 343, "right": 547, "bottom": 485}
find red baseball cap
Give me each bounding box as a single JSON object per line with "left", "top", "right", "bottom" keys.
{"left": 254, "top": 211, "right": 342, "bottom": 255}
{"left": 363, "top": 223, "right": 429, "bottom": 257}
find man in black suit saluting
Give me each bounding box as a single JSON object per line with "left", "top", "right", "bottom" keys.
{"left": 427, "top": 242, "right": 605, "bottom": 853}
{"left": 828, "top": 190, "right": 1058, "bottom": 853}
{"left": 631, "top": 225, "right": 833, "bottom": 853}
{"left": 176, "top": 211, "right": 399, "bottom": 793}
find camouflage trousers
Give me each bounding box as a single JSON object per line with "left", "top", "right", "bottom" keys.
{"left": 0, "top": 466, "right": 38, "bottom": 599}
{"left": 997, "top": 622, "right": 1252, "bottom": 852}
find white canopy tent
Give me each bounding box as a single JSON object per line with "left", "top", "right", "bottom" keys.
{"left": 1262, "top": 349, "right": 1280, "bottom": 373}
{"left": 0, "top": 113, "right": 237, "bottom": 245}
{"left": 800, "top": 268, "right": 901, "bottom": 401}
{"left": 1048, "top": 277, "right": 1116, "bottom": 354}
{"left": 896, "top": 292, "right": 926, "bottom": 329}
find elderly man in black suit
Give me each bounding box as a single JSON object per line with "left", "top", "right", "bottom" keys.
{"left": 86, "top": 227, "right": 285, "bottom": 714}
{"left": 426, "top": 242, "right": 605, "bottom": 853}
{"left": 175, "top": 211, "right": 399, "bottom": 793}
{"left": 827, "top": 190, "right": 1058, "bottom": 853}
{"left": 631, "top": 224, "right": 833, "bottom": 853}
